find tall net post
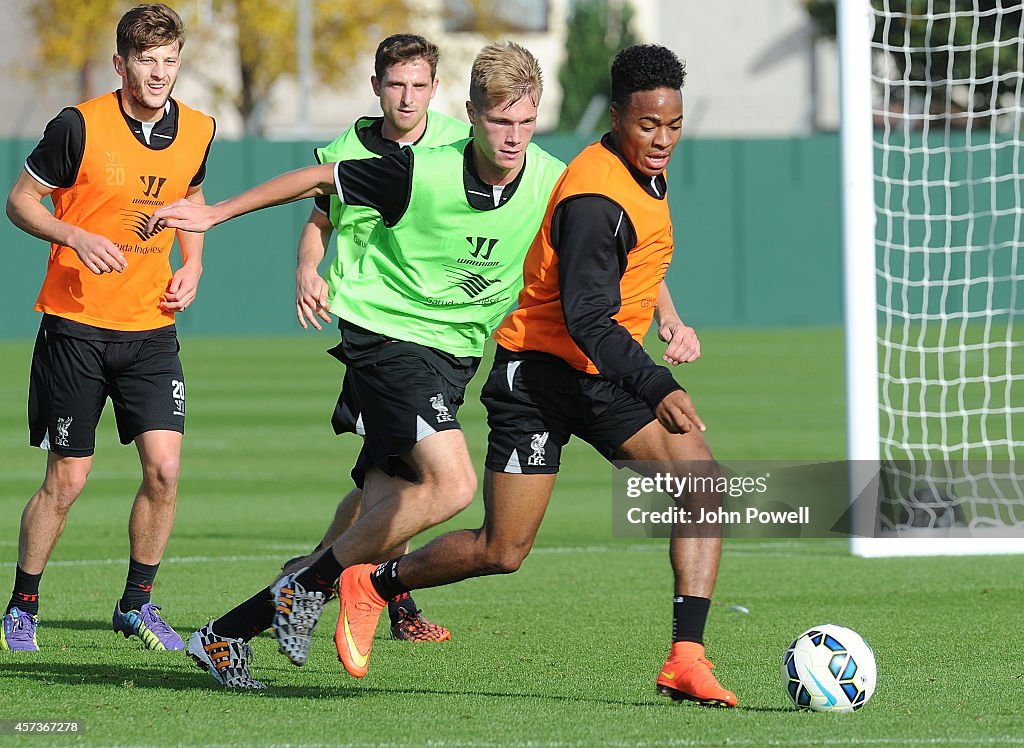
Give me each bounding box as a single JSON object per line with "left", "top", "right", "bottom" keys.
{"left": 841, "top": 0, "right": 1024, "bottom": 556}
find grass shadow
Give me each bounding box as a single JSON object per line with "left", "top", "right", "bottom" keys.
{"left": 0, "top": 660, "right": 362, "bottom": 698}
{"left": 0, "top": 660, "right": 771, "bottom": 710}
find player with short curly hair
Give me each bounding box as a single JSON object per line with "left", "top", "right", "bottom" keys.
{"left": 610, "top": 43, "right": 687, "bottom": 110}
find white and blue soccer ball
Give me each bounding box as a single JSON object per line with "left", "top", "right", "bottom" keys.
{"left": 781, "top": 624, "right": 877, "bottom": 712}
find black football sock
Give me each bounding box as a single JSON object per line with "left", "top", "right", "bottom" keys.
{"left": 387, "top": 592, "right": 419, "bottom": 623}
{"left": 119, "top": 558, "right": 159, "bottom": 612}
{"left": 212, "top": 587, "right": 275, "bottom": 641}
{"left": 7, "top": 566, "right": 42, "bottom": 617}
{"left": 295, "top": 549, "right": 344, "bottom": 594}
{"left": 370, "top": 560, "right": 410, "bottom": 601}
{"left": 672, "top": 595, "right": 711, "bottom": 644}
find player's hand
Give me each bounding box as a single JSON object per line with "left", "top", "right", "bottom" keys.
{"left": 296, "top": 267, "right": 331, "bottom": 330}
{"left": 148, "top": 199, "right": 219, "bottom": 234}
{"left": 161, "top": 263, "right": 202, "bottom": 312}
{"left": 71, "top": 229, "right": 127, "bottom": 274}
{"left": 658, "top": 319, "right": 700, "bottom": 365}
{"left": 654, "top": 389, "right": 706, "bottom": 435}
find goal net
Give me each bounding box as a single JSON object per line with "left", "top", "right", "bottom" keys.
{"left": 840, "top": 0, "right": 1024, "bottom": 555}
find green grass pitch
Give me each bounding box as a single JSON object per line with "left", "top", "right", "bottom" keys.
{"left": 0, "top": 329, "right": 1021, "bottom": 747}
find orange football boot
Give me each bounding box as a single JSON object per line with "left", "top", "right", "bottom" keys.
{"left": 656, "top": 641, "right": 738, "bottom": 707}
{"left": 335, "top": 564, "right": 386, "bottom": 678}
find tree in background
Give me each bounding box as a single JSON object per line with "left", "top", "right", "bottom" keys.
{"left": 24, "top": 0, "right": 124, "bottom": 102}
{"left": 21, "top": 0, "right": 417, "bottom": 137}
{"left": 443, "top": 0, "right": 546, "bottom": 34}
{"left": 556, "top": 0, "right": 637, "bottom": 133}
{"left": 20, "top": 0, "right": 534, "bottom": 137}
{"left": 804, "top": 0, "right": 1022, "bottom": 122}
{"left": 195, "top": 0, "right": 416, "bottom": 135}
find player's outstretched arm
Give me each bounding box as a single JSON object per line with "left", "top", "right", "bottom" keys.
{"left": 162, "top": 183, "right": 206, "bottom": 312}
{"left": 148, "top": 162, "right": 338, "bottom": 234}
{"left": 655, "top": 281, "right": 701, "bottom": 365}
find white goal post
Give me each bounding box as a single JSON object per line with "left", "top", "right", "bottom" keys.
{"left": 839, "top": 0, "right": 1024, "bottom": 556}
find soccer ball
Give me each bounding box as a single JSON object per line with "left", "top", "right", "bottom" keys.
{"left": 781, "top": 624, "right": 876, "bottom": 712}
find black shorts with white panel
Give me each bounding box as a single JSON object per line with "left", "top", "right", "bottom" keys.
{"left": 28, "top": 316, "right": 185, "bottom": 457}
{"left": 329, "top": 320, "right": 480, "bottom": 486}
{"left": 482, "top": 346, "right": 657, "bottom": 474}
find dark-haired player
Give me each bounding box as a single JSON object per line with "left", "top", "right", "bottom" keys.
{"left": 292, "top": 33, "right": 468, "bottom": 644}
{"left": 336, "top": 44, "right": 738, "bottom": 707}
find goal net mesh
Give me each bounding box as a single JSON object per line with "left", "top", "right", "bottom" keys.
{"left": 871, "top": 1, "right": 1024, "bottom": 531}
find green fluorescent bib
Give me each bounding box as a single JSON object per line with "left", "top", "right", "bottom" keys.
{"left": 331, "top": 139, "right": 566, "bottom": 356}
{"left": 315, "top": 111, "right": 468, "bottom": 296}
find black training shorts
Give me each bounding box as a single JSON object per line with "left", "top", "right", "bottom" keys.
{"left": 482, "top": 346, "right": 657, "bottom": 474}
{"left": 28, "top": 324, "right": 185, "bottom": 457}
{"left": 329, "top": 321, "right": 480, "bottom": 486}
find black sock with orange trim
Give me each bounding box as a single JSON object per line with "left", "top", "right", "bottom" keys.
{"left": 119, "top": 558, "right": 159, "bottom": 612}
{"left": 7, "top": 566, "right": 42, "bottom": 617}
{"left": 387, "top": 592, "right": 420, "bottom": 623}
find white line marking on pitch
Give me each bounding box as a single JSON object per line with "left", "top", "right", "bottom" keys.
{"left": 5, "top": 543, "right": 843, "bottom": 568}
{"left": 0, "top": 541, "right": 831, "bottom": 565}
